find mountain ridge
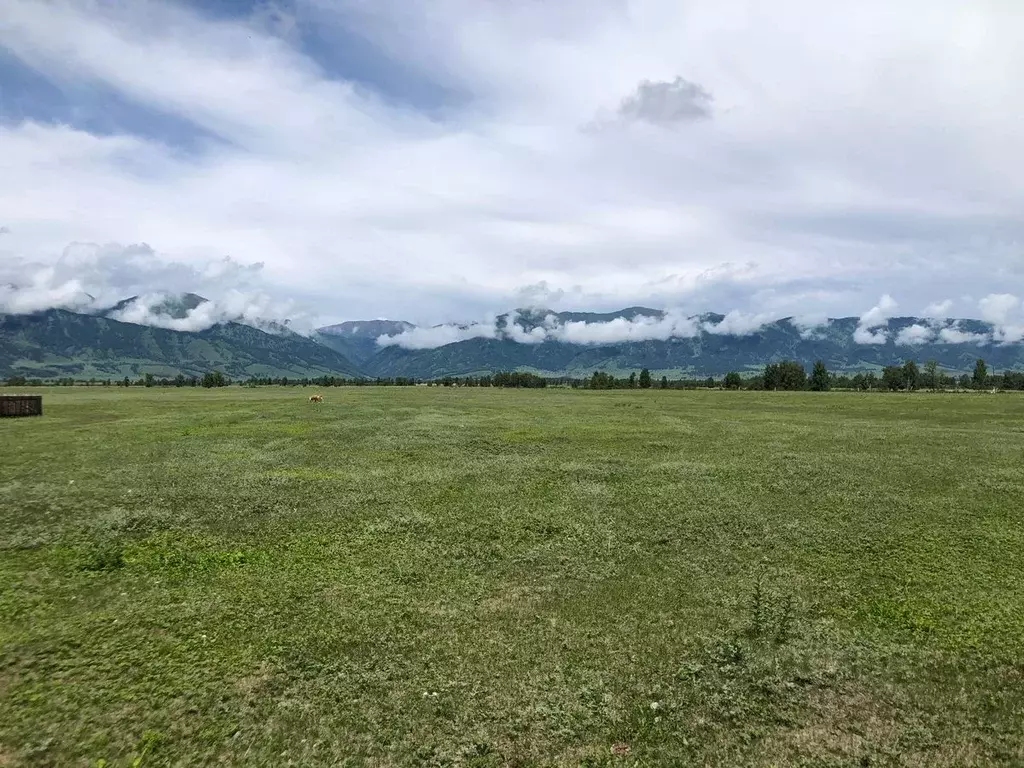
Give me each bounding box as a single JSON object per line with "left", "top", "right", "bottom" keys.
{"left": 102, "top": 292, "right": 209, "bottom": 319}
{"left": 315, "top": 308, "right": 1023, "bottom": 377}
{"left": 1, "top": 308, "right": 362, "bottom": 379}
{"left": 2, "top": 302, "right": 1022, "bottom": 381}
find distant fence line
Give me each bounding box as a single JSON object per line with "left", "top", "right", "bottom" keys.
{"left": 0, "top": 395, "right": 43, "bottom": 418}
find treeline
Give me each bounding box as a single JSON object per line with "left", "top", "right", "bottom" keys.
{"left": 565, "top": 357, "right": 1024, "bottom": 391}
{"left": 243, "top": 375, "right": 419, "bottom": 387}
{"left": 2, "top": 370, "right": 550, "bottom": 389}
{"left": 243, "top": 372, "right": 549, "bottom": 388}
{"left": 4, "top": 372, "right": 232, "bottom": 388}
{"left": 5, "top": 358, "right": 1022, "bottom": 392}
{"left": 750, "top": 358, "right": 1024, "bottom": 392}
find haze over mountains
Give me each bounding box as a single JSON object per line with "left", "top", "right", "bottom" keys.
{"left": 3, "top": 293, "right": 1023, "bottom": 380}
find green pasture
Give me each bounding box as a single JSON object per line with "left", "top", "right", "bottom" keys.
{"left": 1, "top": 387, "right": 1022, "bottom": 766}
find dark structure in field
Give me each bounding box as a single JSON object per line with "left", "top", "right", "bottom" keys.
{"left": 0, "top": 395, "right": 42, "bottom": 418}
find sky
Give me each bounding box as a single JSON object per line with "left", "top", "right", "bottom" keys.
{"left": 1, "top": 0, "right": 1023, "bottom": 333}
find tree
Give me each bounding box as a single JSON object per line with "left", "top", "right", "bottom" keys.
{"left": 492, "top": 371, "right": 546, "bottom": 388}
{"left": 902, "top": 360, "right": 920, "bottom": 391}
{"left": 923, "top": 360, "right": 940, "bottom": 390}
{"left": 144, "top": 373, "right": 154, "bottom": 388}
{"left": 660, "top": 376, "right": 669, "bottom": 389}
{"left": 122, "top": 376, "right": 131, "bottom": 388}
{"left": 1004, "top": 370, "right": 1024, "bottom": 391}
{"left": 763, "top": 361, "right": 807, "bottom": 391}
{"left": 809, "top": 361, "right": 830, "bottom": 391}
{"left": 973, "top": 358, "right": 988, "bottom": 388}
{"left": 638, "top": 368, "right": 652, "bottom": 389}
{"left": 201, "top": 371, "right": 227, "bottom": 388}
{"left": 628, "top": 372, "right": 637, "bottom": 389}
{"left": 881, "top": 366, "right": 903, "bottom": 391}
{"left": 724, "top": 372, "right": 742, "bottom": 389}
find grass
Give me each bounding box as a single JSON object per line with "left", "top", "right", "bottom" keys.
{"left": 1, "top": 386, "right": 1023, "bottom": 766}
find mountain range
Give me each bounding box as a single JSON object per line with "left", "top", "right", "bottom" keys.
{"left": 0, "top": 299, "right": 361, "bottom": 380}
{"left": 2, "top": 296, "right": 1022, "bottom": 380}
{"left": 317, "top": 308, "right": 1021, "bottom": 378}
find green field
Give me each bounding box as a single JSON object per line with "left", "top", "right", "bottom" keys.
{"left": 2, "top": 388, "right": 1023, "bottom": 766}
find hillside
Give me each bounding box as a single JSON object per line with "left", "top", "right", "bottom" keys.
{"left": 0, "top": 309, "right": 363, "bottom": 379}
{"left": 314, "top": 319, "right": 415, "bottom": 366}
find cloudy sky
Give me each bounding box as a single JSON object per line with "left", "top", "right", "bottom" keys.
{"left": 1, "top": 0, "right": 1022, "bottom": 329}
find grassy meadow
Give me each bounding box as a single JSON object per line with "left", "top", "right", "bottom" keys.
{"left": 1, "top": 386, "right": 1023, "bottom": 767}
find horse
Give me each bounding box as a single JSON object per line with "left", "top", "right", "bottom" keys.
{"left": 309, "top": 394, "right": 324, "bottom": 403}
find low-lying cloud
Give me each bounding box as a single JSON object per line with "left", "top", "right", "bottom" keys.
{"left": 377, "top": 308, "right": 793, "bottom": 349}
{"left": 790, "top": 315, "right": 832, "bottom": 339}
{"left": 553, "top": 312, "right": 699, "bottom": 344}
{"left": 938, "top": 325, "right": 989, "bottom": 345}
{"left": 107, "top": 290, "right": 304, "bottom": 334}
{"left": 853, "top": 294, "right": 898, "bottom": 344}
{"left": 895, "top": 323, "right": 934, "bottom": 346}
{"left": 376, "top": 294, "right": 1024, "bottom": 351}
{"left": 702, "top": 311, "right": 773, "bottom": 336}
{"left": 978, "top": 293, "right": 1024, "bottom": 344}
{"left": 0, "top": 240, "right": 309, "bottom": 332}
{"left": 375, "top": 321, "right": 499, "bottom": 350}
{"left": 376, "top": 309, "right": 704, "bottom": 349}
{"left": 0, "top": 270, "right": 92, "bottom": 314}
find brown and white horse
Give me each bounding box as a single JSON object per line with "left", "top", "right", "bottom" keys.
{"left": 309, "top": 394, "right": 324, "bottom": 403}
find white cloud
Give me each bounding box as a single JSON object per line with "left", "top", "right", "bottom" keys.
{"left": 977, "top": 293, "right": 1024, "bottom": 343}
{"left": 551, "top": 311, "right": 699, "bottom": 345}
{"left": 0, "top": 240, "right": 309, "bottom": 330}
{"left": 702, "top": 310, "right": 773, "bottom": 336}
{"left": 376, "top": 322, "right": 498, "bottom": 349}
{"left": 0, "top": 0, "right": 1023, "bottom": 324}
{"left": 790, "top": 315, "right": 831, "bottom": 339}
{"left": 978, "top": 293, "right": 1020, "bottom": 325}
{"left": 502, "top": 312, "right": 551, "bottom": 344}
{"left": 993, "top": 325, "right": 1024, "bottom": 344}
{"left": 853, "top": 294, "right": 898, "bottom": 344}
{"left": 106, "top": 290, "right": 304, "bottom": 333}
{"left": 922, "top": 299, "right": 953, "bottom": 317}
{"left": 895, "top": 323, "right": 934, "bottom": 345}
{"left": 854, "top": 325, "right": 888, "bottom": 345}
{"left": 377, "top": 309, "right": 704, "bottom": 349}
{"left": 858, "top": 294, "right": 899, "bottom": 329}
{"left": 0, "top": 270, "right": 91, "bottom": 313}
{"left": 0, "top": 242, "right": 266, "bottom": 308}
{"left": 938, "top": 325, "right": 989, "bottom": 344}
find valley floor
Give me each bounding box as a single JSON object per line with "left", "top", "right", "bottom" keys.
{"left": 2, "top": 387, "right": 1023, "bottom": 766}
